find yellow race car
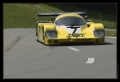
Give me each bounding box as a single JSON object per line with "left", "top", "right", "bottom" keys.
{"left": 35, "top": 11, "right": 105, "bottom": 45}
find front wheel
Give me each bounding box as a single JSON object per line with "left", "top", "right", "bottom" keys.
{"left": 40, "top": 27, "right": 46, "bottom": 44}
{"left": 36, "top": 32, "right": 39, "bottom": 42}
{"left": 36, "top": 25, "right": 40, "bottom": 42}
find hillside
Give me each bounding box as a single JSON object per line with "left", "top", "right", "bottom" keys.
{"left": 3, "top": 3, "right": 116, "bottom": 29}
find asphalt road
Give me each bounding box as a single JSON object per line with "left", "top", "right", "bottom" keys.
{"left": 3, "top": 28, "right": 117, "bottom": 79}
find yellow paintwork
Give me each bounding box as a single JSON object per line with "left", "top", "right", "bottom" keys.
{"left": 36, "top": 13, "right": 105, "bottom": 45}
{"left": 55, "top": 13, "right": 84, "bottom": 21}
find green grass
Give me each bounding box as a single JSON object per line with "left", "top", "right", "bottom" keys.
{"left": 37, "top": 4, "right": 63, "bottom": 12}
{"left": 4, "top": 3, "right": 35, "bottom": 28}
{"left": 3, "top": 3, "right": 56, "bottom": 28}
{"left": 105, "top": 31, "right": 116, "bottom": 37}
{"left": 44, "top": 4, "right": 116, "bottom": 29}
{"left": 3, "top": 3, "right": 116, "bottom": 29}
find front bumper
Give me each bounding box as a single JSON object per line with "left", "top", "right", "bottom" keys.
{"left": 44, "top": 37, "right": 104, "bottom": 45}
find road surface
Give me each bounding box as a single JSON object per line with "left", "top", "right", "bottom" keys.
{"left": 105, "top": 28, "right": 116, "bottom": 31}
{"left": 3, "top": 28, "right": 117, "bottom": 79}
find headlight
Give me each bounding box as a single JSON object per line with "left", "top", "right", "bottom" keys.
{"left": 94, "top": 30, "right": 104, "bottom": 37}
{"left": 46, "top": 30, "right": 57, "bottom": 38}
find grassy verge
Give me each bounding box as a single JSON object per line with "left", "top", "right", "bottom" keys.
{"left": 105, "top": 31, "right": 116, "bottom": 37}
{"left": 3, "top": 3, "right": 52, "bottom": 28}
{"left": 3, "top": 3, "right": 116, "bottom": 29}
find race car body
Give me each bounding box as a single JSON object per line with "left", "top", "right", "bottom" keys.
{"left": 35, "top": 11, "right": 105, "bottom": 45}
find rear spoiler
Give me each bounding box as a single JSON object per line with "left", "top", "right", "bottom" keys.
{"left": 37, "top": 11, "right": 87, "bottom": 16}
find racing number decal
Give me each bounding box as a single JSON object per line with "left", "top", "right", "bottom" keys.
{"left": 67, "top": 26, "right": 85, "bottom": 37}
{"left": 67, "top": 27, "right": 80, "bottom": 34}
{"left": 67, "top": 27, "right": 77, "bottom": 33}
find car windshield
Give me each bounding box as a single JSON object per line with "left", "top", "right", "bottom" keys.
{"left": 55, "top": 16, "right": 86, "bottom": 26}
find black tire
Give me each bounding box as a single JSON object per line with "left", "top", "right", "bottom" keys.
{"left": 36, "top": 24, "right": 39, "bottom": 42}
{"left": 36, "top": 32, "right": 39, "bottom": 42}
{"left": 41, "top": 27, "right": 45, "bottom": 44}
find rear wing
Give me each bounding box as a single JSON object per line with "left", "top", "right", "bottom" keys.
{"left": 36, "top": 11, "right": 87, "bottom": 22}
{"left": 37, "top": 11, "right": 87, "bottom": 16}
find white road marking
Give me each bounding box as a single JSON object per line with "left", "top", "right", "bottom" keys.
{"left": 105, "top": 36, "right": 116, "bottom": 39}
{"left": 68, "top": 47, "right": 80, "bottom": 51}
{"left": 86, "top": 58, "right": 94, "bottom": 64}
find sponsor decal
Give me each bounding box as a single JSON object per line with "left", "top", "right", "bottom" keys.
{"left": 68, "top": 33, "right": 85, "bottom": 37}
